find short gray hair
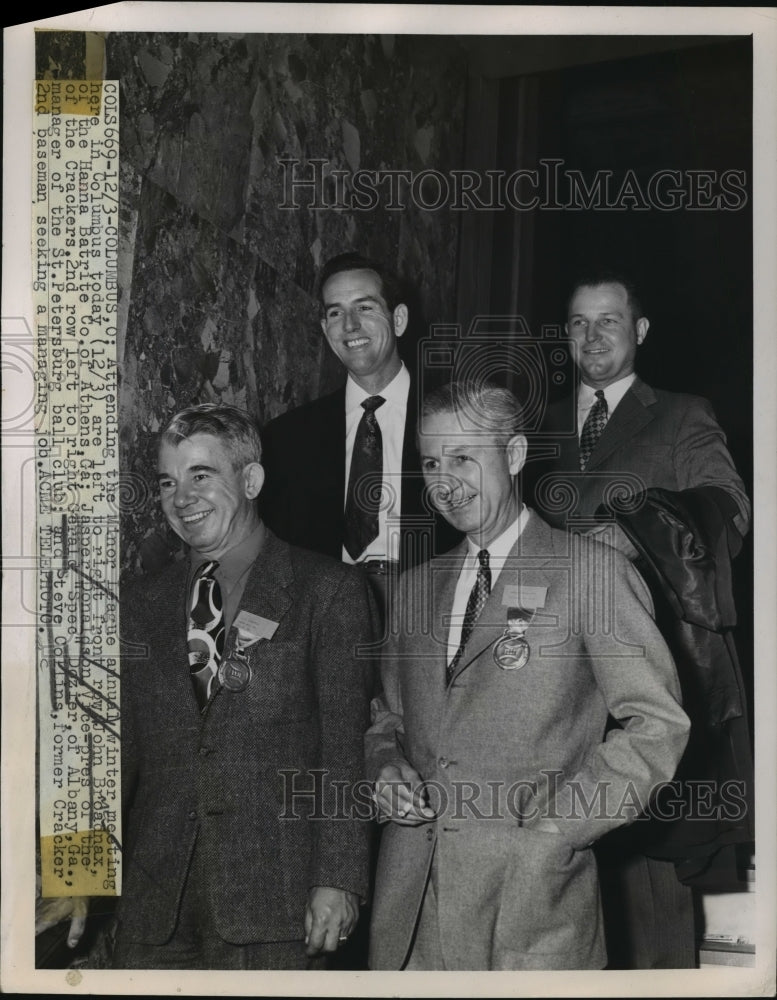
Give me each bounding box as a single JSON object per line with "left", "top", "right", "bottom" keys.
{"left": 420, "top": 380, "right": 525, "bottom": 442}
{"left": 160, "top": 403, "right": 262, "bottom": 469}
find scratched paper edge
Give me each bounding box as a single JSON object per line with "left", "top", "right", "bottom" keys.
{"left": 33, "top": 79, "right": 123, "bottom": 901}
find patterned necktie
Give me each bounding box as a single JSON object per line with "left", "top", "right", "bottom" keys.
{"left": 344, "top": 395, "right": 386, "bottom": 560}
{"left": 579, "top": 389, "right": 608, "bottom": 470}
{"left": 187, "top": 560, "right": 225, "bottom": 710}
{"left": 446, "top": 549, "right": 491, "bottom": 687}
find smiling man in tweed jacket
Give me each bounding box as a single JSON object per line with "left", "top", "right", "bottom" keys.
{"left": 111, "top": 403, "right": 375, "bottom": 969}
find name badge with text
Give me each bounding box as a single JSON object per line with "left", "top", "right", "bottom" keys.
{"left": 501, "top": 585, "right": 547, "bottom": 610}
{"left": 232, "top": 610, "right": 279, "bottom": 645}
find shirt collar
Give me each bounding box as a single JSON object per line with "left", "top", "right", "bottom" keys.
{"left": 578, "top": 372, "right": 636, "bottom": 412}
{"left": 466, "top": 503, "right": 530, "bottom": 564}
{"left": 189, "top": 521, "right": 265, "bottom": 588}
{"left": 345, "top": 362, "right": 410, "bottom": 412}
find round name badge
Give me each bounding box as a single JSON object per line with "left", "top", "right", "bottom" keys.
{"left": 218, "top": 656, "right": 253, "bottom": 692}
{"left": 493, "top": 634, "right": 530, "bottom": 671}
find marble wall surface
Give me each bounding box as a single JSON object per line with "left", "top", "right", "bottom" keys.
{"left": 102, "top": 32, "right": 469, "bottom": 576}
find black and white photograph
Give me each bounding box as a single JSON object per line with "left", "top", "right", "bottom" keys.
{"left": 2, "top": 3, "right": 776, "bottom": 996}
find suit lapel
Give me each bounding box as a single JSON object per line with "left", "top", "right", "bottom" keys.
{"left": 150, "top": 561, "right": 204, "bottom": 719}
{"left": 222, "top": 529, "right": 293, "bottom": 659}
{"left": 425, "top": 542, "right": 468, "bottom": 733}
{"left": 543, "top": 398, "right": 579, "bottom": 472}
{"left": 557, "top": 425, "right": 580, "bottom": 473}
{"left": 585, "top": 377, "right": 656, "bottom": 471}
{"left": 411, "top": 544, "right": 468, "bottom": 669}
{"left": 449, "top": 513, "right": 554, "bottom": 685}
{"left": 400, "top": 377, "right": 423, "bottom": 520}
{"left": 318, "top": 385, "right": 347, "bottom": 516}
{"left": 435, "top": 541, "right": 468, "bottom": 659}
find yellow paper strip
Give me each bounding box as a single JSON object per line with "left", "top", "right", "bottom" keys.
{"left": 35, "top": 79, "right": 103, "bottom": 116}
{"left": 40, "top": 829, "right": 119, "bottom": 897}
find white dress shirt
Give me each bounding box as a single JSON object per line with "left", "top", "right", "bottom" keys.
{"left": 446, "top": 504, "right": 531, "bottom": 665}
{"left": 342, "top": 363, "right": 410, "bottom": 564}
{"left": 576, "top": 372, "right": 636, "bottom": 440}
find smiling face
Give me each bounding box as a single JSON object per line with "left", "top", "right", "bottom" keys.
{"left": 566, "top": 282, "right": 649, "bottom": 390}
{"left": 418, "top": 409, "right": 527, "bottom": 547}
{"left": 320, "top": 268, "right": 408, "bottom": 394}
{"left": 158, "top": 433, "right": 264, "bottom": 560}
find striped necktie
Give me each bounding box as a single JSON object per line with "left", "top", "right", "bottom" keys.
{"left": 446, "top": 549, "right": 491, "bottom": 686}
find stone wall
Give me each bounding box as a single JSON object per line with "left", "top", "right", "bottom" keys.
{"left": 105, "top": 32, "right": 469, "bottom": 577}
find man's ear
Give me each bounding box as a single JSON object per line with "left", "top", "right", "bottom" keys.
{"left": 393, "top": 303, "right": 409, "bottom": 338}
{"left": 243, "top": 462, "right": 265, "bottom": 500}
{"left": 636, "top": 317, "right": 649, "bottom": 345}
{"left": 506, "top": 434, "right": 528, "bottom": 477}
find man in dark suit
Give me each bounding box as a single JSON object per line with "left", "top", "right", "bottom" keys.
{"left": 111, "top": 403, "right": 375, "bottom": 969}
{"left": 366, "top": 379, "right": 689, "bottom": 970}
{"left": 532, "top": 272, "right": 750, "bottom": 536}
{"left": 261, "top": 252, "right": 461, "bottom": 972}
{"left": 261, "top": 252, "right": 460, "bottom": 603}
{"left": 528, "top": 271, "right": 751, "bottom": 969}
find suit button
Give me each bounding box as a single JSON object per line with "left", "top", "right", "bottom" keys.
{"left": 426, "top": 828, "right": 434, "bottom": 841}
{"left": 438, "top": 756, "right": 449, "bottom": 769}
{"left": 199, "top": 747, "right": 210, "bottom": 756}
{"left": 188, "top": 810, "right": 197, "bottom": 820}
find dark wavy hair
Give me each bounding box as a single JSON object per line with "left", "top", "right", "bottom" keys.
{"left": 317, "top": 251, "right": 403, "bottom": 314}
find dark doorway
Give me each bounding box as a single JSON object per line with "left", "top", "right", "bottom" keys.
{"left": 459, "top": 37, "right": 753, "bottom": 735}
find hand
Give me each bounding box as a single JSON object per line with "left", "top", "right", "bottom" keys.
{"left": 374, "top": 761, "right": 436, "bottom": 826}
{"left": 304, "top": 886, "right": 359, "bottom": 956}
{"left": 35, "top": 894, "right": 89, "bottom": 948}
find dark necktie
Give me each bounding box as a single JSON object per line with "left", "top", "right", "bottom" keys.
{"left": 187, "top": 560, "right": 225, "bottom": 710}
{"left": 579, "top": 389, "right": 608, "bottom": 471}
{"left": 446, "top": 549, "right": 491, "bottom": 687}
{"left": 344, "top": 395, "right": 386, "bottom": 561}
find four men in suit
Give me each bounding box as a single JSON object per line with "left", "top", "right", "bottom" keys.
{"left": 103, "top": 259, "right": 747, "bottom": 971}
{"left": 365, "top": 380, "right": 690, "bottom": 970}
{"left": 113, "top": 404, "right": 375, "bottom": 968}
{"left": 528, "top": 272, "right": 751, "bottom": 968}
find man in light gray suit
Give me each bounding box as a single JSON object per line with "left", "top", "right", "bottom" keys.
{"left": 365, "top": 379, "right": 690, "bottom": 971}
